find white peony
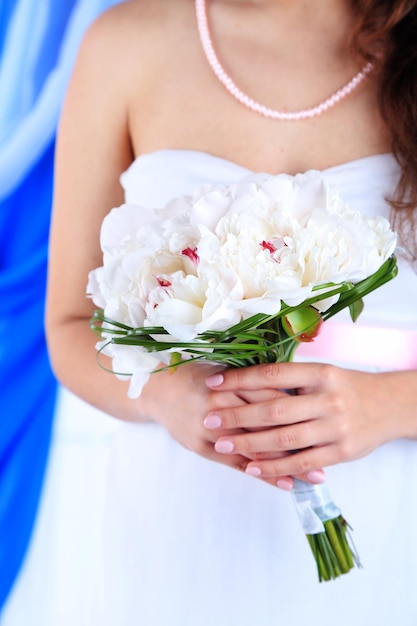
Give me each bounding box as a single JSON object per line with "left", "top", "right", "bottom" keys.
{"left": 87, "top": 171, "right": 397, "bottom": 398}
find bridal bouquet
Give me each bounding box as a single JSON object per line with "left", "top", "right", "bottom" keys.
{"left": 88, "top": 171, "right": 397, "bottom": 582}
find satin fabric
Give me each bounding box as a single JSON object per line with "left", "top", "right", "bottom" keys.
{"left": 95, "top": 150, "right": 417, "bottom": 626}
{"left": 0, "top": 0, "right": 120, "bottom": 611}
{"left": 1, "top": 151, "right": 416, "bottom": 626}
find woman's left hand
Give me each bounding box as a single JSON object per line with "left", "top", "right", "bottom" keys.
{"left": 204, "top": 362, "right": 417, "bottom": 487}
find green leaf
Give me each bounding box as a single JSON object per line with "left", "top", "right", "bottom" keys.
{"left": 323, "top": 256, "right": 398, "bottom": 321}
{"left": 349, "top": 298, "right": 364, "bottom": 322}
{"left": 169, "top": 352, "right": 183, "bottom": 372}
{"left": 90, "top": 255, "right": 398, "bottom": 375}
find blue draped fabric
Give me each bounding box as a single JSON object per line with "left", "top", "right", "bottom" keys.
{"left": 0, "top": 0, "right": 121, "bottom": 611}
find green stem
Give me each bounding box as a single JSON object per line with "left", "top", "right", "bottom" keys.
{"left": 308, "top": 535, "right": 329, "bottom": 582}
{"left": 324, "top": 518, "right": 352, "bottom": 574}
{"left": 334, "top": 518, "right": 355, "bottom": 570}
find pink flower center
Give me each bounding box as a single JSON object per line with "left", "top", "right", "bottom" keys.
{"left": 157, "top": 278, "right": 172, "bottom": 288}
{"left": 260, "top": 240, "right": 276, "bottom": 254}
{"left": 182, "top": 247, "right": 199, "bottom": 264}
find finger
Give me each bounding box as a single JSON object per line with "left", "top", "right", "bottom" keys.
{"left": 213, "top": 420, "right": 329, "bottom": 458}
{"left": 260, "top": 475, "right": 295, "bottom": 490}
{"left": 243, "top": 446, "right": 335, "bottom": 479}
{"left": 250, "top": 449, "right": 289, "bottom": 461}
{"left": 248, "top": 468, "right": 326, "bottom": 490}
{"left": 204, "top": 393, "right": 325, "bottom": 430}
{"left": 198, "top": 440, "right": 252, "bottom": 474}
{"left": 206, "top": 361, "right": 330, "bottom": 392}
{"left": 276, "top": 477, "right": 296, "bottom": 489}
{"left": 199, "top": 421, "right": 251, "bottom": 446}
{"left": 235, "top": 388, "right": 289, "bottom": 404}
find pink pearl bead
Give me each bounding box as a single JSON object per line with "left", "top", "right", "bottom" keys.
{"left": 195, "top": 0, "right": 373, "bottom": 121}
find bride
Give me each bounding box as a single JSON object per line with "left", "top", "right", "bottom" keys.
{"left": 46, "top": 1, "right": 417, "bottom": 624}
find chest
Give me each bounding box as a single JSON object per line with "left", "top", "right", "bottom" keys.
{"left": 125, "top": 11, "right": 390, "bottom": 175}
{"left": 131, "top": 86, "right": 388, "bottom": 176}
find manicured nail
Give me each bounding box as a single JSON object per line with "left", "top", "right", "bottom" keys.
{"left": 203, "top": 415, "right": 222, "bottom": 429}
{"left": 306, "top": 470, "right": 325, "bottom": 484}
{"left": 277, "top": 478, "right": 294, "bottom": 491}
{"left": 205, "top": 373, "right": 224, "bottom": 387}
{"left": 215, "top": 440, "right": 234, "bottom": 453}
{"left": 245, "top": 466, "right": 262, "bottom": 477}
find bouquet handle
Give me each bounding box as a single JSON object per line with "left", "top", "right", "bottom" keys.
{"left": 291, "top": 479, "right": 362, "bottom": 581}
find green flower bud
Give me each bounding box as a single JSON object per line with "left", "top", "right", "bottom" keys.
{"left": 282, "top": 306, "right": 323, "bottom": 342}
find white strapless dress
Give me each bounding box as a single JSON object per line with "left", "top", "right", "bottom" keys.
{"left": 3, "top": 150, "right": 417, "bottom": 626}
{"left": 95, "top": 151, "right": 417, "bottom": 626}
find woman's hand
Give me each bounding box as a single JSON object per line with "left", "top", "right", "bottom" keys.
{"left": 136, "top": 361, "right": 256, "bottom": 474}
{"left": 137, "top": 360, "right": 325, "bottom": 487}
{"left": 204, "top": 362, "right": 417, "bottom": 485}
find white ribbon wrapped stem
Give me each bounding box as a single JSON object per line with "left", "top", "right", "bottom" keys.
{"left": 291, "top": 479, "right": 341, "bottom": 535}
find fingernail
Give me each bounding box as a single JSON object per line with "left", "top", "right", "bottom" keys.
{"left": 245, "top": 466, "right": 262, "bottom": 477}
{"left": 205, "top": 373, "right": 224, "bottom": 387}
{"left": 203, "top": 415, "right": 222, "bottom": 429}
{"left": 215, "top": 440, "right": 234, "bottom": 453}
{"left": 306, "top": 470, "right": 325, "bottom": 484}
{"left": 277, "top": 478, "right": 294, "bottom": 491}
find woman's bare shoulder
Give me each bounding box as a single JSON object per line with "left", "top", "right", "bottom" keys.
{"left": 84, "top": 0, "right": 194, "bottom": 48}
{"left": 73, "top": 0, "right": 195, "bottom": 89}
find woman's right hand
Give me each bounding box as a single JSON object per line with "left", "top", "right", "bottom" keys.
{"left": 136, "top": 360, "right": 325, "bottom": 488}
{"left": 136, "top": 361, "right": 255, "bottom": 473}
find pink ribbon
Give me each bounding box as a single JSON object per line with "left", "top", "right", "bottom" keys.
{"left": 295, "top": 323, "right": 417, "bottom": 370}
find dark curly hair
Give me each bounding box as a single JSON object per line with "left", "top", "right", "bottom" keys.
{"left": 351, "top": 0, "right": 417, "bottom": 257}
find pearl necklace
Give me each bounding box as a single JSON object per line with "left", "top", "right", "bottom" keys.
{"left": 195, "top": 0, "right": 373, "bottom": 121}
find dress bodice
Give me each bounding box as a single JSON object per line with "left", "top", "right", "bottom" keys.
{"left": 121, "top": 149, "right": 398, "bottom": 217}
{"left": 120, "top": 149, "right": 417, "bottom": 332}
